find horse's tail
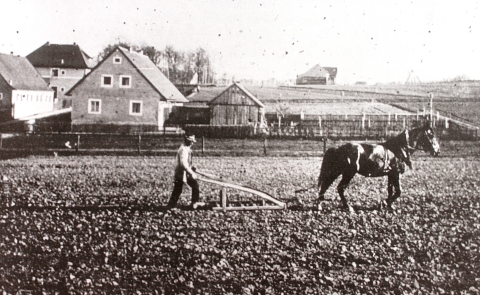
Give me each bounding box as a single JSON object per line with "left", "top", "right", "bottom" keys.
{"left": 318, "top": 147, "right": 337, "bottom": 189}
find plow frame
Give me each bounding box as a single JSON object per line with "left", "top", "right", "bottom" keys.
{"left": 196, "top": 172, "right": 286, "bottom": 211}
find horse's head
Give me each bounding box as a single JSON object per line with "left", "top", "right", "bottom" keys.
{"left": 412, "top": 122, "right": 440, "bottom": 156}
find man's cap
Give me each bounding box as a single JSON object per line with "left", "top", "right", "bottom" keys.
{"left": 185, "top": 135, "right": 196, "bottom": 142}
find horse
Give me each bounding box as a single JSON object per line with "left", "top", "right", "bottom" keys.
{"left": 317, "top": 122, "right": 440, "bottom": 213}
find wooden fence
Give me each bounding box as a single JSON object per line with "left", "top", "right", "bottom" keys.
{"left": 183, "top": 114, "right": 478, "bottom": 141}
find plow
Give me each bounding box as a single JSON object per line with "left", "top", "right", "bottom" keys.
{"left": 196, "top": 171, "right": 287, "bottom": 211}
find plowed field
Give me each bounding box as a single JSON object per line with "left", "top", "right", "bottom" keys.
{"left": 1, "top": 155, "right": 479, "bottom": 294}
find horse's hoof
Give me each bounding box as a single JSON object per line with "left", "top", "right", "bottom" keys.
{"left": 379, "top": 200, "right": 388, "bottom": 210}
{"left": 295, "top": 197, "right": 304, "bottom": 205}
{"left": 343, "top": 205, "right": 355, "bottom": 214}
{"left": 385, "top": 202, "right": 396, "bottom": 212}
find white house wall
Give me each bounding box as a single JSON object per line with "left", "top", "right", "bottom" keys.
{"left": 11, "top": 90, "right": 54, "bottom": 119}
{"left": 158, "top": 101, "right": 182, "bottom": 128}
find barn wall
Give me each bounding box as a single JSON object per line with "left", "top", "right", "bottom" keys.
{"left": 296, "top": 76, "right": 327, "bottom": 85}
{"left": 209, "top": 85, "right": 261, "bottom": 125}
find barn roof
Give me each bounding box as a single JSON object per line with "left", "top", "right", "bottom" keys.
{"left": 0, "top": 53, "right": 51, "bottom": 91}
{"left": 208, "top": 82, "right": 265, "bottom": 107}
{"left": 26, "top": 42, "right": 96, "bottom": 69}
{"left": 324, "top": 67, "right": 338, "bottom": 78}
{"left": 298, "top": 64, "right": 329, "bottom": 78}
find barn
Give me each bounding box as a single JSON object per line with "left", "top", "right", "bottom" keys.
{"left": 296, "top": 64, "right": 337, "bottom": 85}
{"left": 208, "top": 82, "right": 265, "bottom": 125}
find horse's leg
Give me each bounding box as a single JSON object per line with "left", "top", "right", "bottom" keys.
{"left": 318, "top": 172, "right": 340, "bottom": 201}
{"left": 386, "top": 172, "right": 401, "bottom": 209}
{"left": 337, "top": 172, "right": 356, "bottom": 213}
{"left": 381, "top": 174, "right": 395, "bottom": 210}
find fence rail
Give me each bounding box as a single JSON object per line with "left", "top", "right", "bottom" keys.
{"left": 184, "top": 114, "right": 478, "bottom": 141}
{"left": 0, "top": 113, "right": 477, "bottom": 144}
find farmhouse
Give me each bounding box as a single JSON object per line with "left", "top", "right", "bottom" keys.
{"left": 296, "top": 64, "right": 337, "bottom": 85}
{"left": 26, "top": 42, "right": 96, "bottom": 108}
{"left": 0, "top": 53, "right": 54, "bottom": 121}
{"left": 208, "top": 82, "right": 265, "bottom": 125}
{"left": 66, "top": 46, "right": 188, "bottom": 133}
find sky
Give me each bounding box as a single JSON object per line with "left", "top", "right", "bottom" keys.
{"left": 1, "top": 0, "right": 479, "bottom": 84}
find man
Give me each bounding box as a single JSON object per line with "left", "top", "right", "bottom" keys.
{"left": 167, "top": 134, "right": 201, "bottom": 209}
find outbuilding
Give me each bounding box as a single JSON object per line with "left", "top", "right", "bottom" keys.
{"left": 208, "top": 82, "right": 265, "bottom": 126}
{"left": 0, "top": 53, "right": 54, "bottom": 121}
{"left": 296, "top": 64, "right": 337, "bottom": 85}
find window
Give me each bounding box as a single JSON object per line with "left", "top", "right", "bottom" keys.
{"left": 51, "top": 86, "right": 58, "bottom": 99}
{"left": 52, "top": 69, "right": 59, "bottom": 77}
{"left": 61, "top": 70, "right": 66, "bottom": 75}
{"left": 101, "top": 75, "right": 113, "bottom": 87}
{"left": 88, "top": 99, "right": 101, "bottom": 114}
{"left": 119, "top": 75, "right": 131, "bottom": 88}
{"left": 129, "top": 100, "right": 142, "bottom": 116}
{"left": 113, "top": 56, "right": 122, "bottom": 64}
{"left": 60, "top": 87, "right": 65, "bottom": 92}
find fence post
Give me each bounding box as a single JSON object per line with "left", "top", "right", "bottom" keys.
{"left": 0, "top": 133, "right": 2, "bottom": 150}
{"left": 76, "top": 134, "right": 80, "bottom": 152}
{"left": 220, "top": 187, "right": 227, "bottom": 208}
{"left": 137, "top": 134, "right": 141, "bottom": 154}
{"left": 264, "top": 138, "right": 267, "bottom": 156}
{"left": 202, "top": 136, "right": 205, "bottom": 154}
{"left": 323, "top": 136, "right": 327, "bottom": 153}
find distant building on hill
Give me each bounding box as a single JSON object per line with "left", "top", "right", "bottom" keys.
{"left": 0, "top": 52, "right": 54, "bottom": 120}
{"left": 26, "top": 42, "right": 96, "bottom": 109}
{"left": 66, "top": 46, "right": 188, "bottom": 133}
{"left": 296, "top": 64, "right": 337, "bottom": 85}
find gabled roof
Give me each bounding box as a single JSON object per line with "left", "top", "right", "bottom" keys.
{"left": 66, "top": 46, "right": 187, "bottom": 103}
{"left": 298, "top": 64, "right": 329, "bottom": 78}
{"left": 118, "top": 47, "right": 187, "bottom": 103}
{"left": 26, "top": 42, "right": 96, "bottom": 69}
{"left": 208, "top": 82, "right": 265, "bottom": 108}
{"left": 0, "top": 53, "right": 51, "bottom": 91}
{"left": 324, "top": 67, "right": 338, "bottom": 78}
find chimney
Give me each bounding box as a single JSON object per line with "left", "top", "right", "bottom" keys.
{"left": 10, "top": 52, "right": 13, "bottom": 55}
{"left": 46, "top": 41, "right": 50, "bottom": 46}
{"left": 9, "top": 80, "right": 13, "bottom": 85}
{"left": 73, "top": 42, "right": 76, "bottom": 46}
{"left": 129, "top": 47, "right": 133, "bottom": 53}
{"left": 139, "top": 50, "right": 143, "bottom": 55}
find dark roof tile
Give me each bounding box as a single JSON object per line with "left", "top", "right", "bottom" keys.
{"left": 26, "top": 42, "right": 96, "bottom": 69}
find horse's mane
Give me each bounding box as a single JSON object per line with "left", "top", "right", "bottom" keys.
{"left": 382, "top": 130, "right": 412, "bottom": 168}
